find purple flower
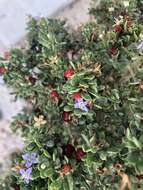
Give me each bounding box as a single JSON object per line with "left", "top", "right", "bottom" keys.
{"left": 137, "top": 41, "right": 143, "bottom": 50}
{"left": 20, "top": 167, "right": 32, "bottom": 184}
{"left": 22, "top": 152, "right": 39, "bottom": 168}
{"left": 74, "top": 99, "right": 88, "bottom": 112}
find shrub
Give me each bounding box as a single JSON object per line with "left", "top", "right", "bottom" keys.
{"left": 0, "top": 0, "right": 143, "bottom": 189}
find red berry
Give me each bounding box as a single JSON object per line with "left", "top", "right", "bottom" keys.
{"left": 0, "top": 67, "right": 7, "bottom": 74}
{"left": 73, "top": 92, "right": 82, "bottom": 100}
{"left": 50, "top": 90, "right": 59, "bottom": 99}
{"left": 62, "top": 144, "right": 75, "bottom": 158}
{"left": 60, "top": 164, "right": 72, "bottom": 177}
{"left": 75, "top": 148, "right": 86, "bottom": 161}
{"left": 108, "top": 47, "right": 118, "bottom": 56}
{"left": 28, "top": 76, "right": 36, "bottom": 83}
{"left": 114, "top": 25, "right": 122, "bottom": 33}
{"left": 136, "top": 175, "right": 143, "bottom": 181}
{"left": 63, "top": 111, "right": 71, "bottom": 122}
{"left": 64, "top": 68, "right": 74, "bottom": 79}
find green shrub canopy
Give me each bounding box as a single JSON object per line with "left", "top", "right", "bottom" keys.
{"left": 0, "top": 0, "right": 143, "bottom": 189}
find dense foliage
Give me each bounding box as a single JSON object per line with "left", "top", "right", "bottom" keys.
{"left": 0, "top": 0, "right": 143, "bottom": 189}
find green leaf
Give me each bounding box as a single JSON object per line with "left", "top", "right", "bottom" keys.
{"left": 126, "top": 128, "right": 132, "bottom": 141}
{"left": 81, "top": 134, "right": 91, "bottom": 147}
{"left": 126, "top": 153, "right": 136, "bottom": 165}
{"left": 67, "top": 175, "right": 74, "bottom": 190}
{"left": 64, "top": 105, "right": 73, "bottom": 112}
{"left": 90, "top": 83, "right": 98, "bottom": 93}
{"left": 84, "top": 75, "right": 95, "bottom": 81}
{"left": 132, "top": 137, "right": 142, "bottom": 149}
{"left": 62, "top": 178, "right": 69, "bottom": 190}
{"left": 70, "top": 75, "right": 80, "bottom": 86}
{"left": 26, "top": 143, "right": 36, "bottom": 151}
{"left": 43, "top": 150, "right": 51, "bottom": 158}
{"left": 124, "top": 140, "right": 137, "bottom": 150}
{"left": 107, "top": 147, "right": 120, "bottom": 156}
{"left": 79, "top": 82, "right": 89, "bottom": 89}
{"left": 74, "top": 109, "right": 83, "bottom": 116}
{"left": 40, "top": 168, "right": 53, "bottom": 179}
{"left": 32, "top": 170, "right": 40, "bottom": 180}
{"left": 86, "top": 147, "right": 97, "bottom": 153}
{"left": 128, "top": 98, "right": 139, "bottom": 102}
{"left": 34, "top": 138, "right": 42, "bottom": 148}
{"left": 136, "top": 160, "right": 143, "bottom": 172}
{"left": 76, "top": 71, "right": 87, "bottom": 77}
{"left": 49, "top": 178, "right": 62, "bottom": 190}
{"left": 99, "top": 151, "right": 107, "bottom": 160}
{"left": 84, "top": 153, "right": 94, "bottom": 167}
{"left": 82, "top": 93, "right": 92, "bottom": 101}
{"left": 65, "top": 86, "right": 79, "bottom": 94}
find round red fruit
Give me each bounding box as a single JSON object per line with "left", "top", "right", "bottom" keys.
{"left": 136, "top": 175, "right": 143, "bottom": 181}
{"left": 0, "top": 67, "right": 7, "bottom": 74}
{"left": 62, "top": 144, "right": 75, "bottom": 158}
{"left": 114, "top": 25, "right": 122, "bottom": 33}
{"left": 75, "top": 148, "right": 86, "bottom": 161}
{"left": 60, "top": 164, "right": 72, "bottom": 177}
{"left": 28, "top": 76, "right": 36, "bottom": 83}
{"left": 63, "top": 111, "right": 71, "bottom": 122}
{"left": 64, "top": 68, "right": 74, "bottom": 79}
{"left": 73, "top": 92, "right": 82, "bottom": 100}
{"left": 50, "top": 90, "right": 59, "bottom": 99}
{"left": 108, "top": 47, "right": 118, "bottom": 56}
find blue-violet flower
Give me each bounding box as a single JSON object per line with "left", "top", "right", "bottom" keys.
{"left": 74, "top": 99, "right": 88, "bottom": 112}
{"left": 22, "top": 152, "right": 39, "bottom": 168}
{"left": 20, "top": 167, "right": 32, "bottom": 184}
{"left": 137, "top": 41, "right": 143, "bottom": 50}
